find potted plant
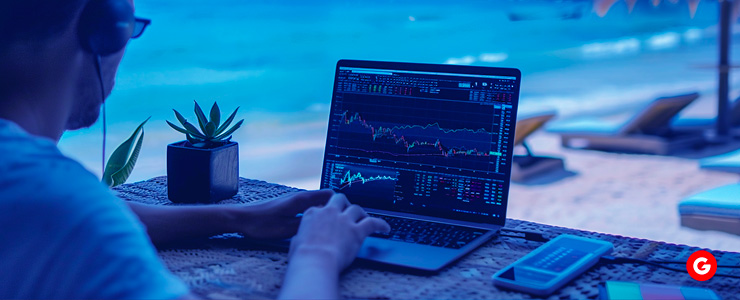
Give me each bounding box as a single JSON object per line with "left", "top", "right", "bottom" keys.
{"left": 166, "top": 101, "right": 244, "bottom": 203}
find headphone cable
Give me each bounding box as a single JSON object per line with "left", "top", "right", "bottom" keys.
{"left": 94, "top": 55, "right": 107, "bottom": 177}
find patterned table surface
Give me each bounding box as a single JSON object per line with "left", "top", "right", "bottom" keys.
{"left": 116, "top": 177, "right": 740, "bottom": 299}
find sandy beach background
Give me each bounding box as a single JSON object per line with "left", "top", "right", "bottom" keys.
{"left": 55, "top": 0, "right": 740, "bottom": 251}
{"left": 510, "top": 130, "right": 740, "bottom": 252}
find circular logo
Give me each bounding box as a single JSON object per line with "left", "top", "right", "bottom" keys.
{"left": 686, "top": 250, "right": 717, "bottom": 281}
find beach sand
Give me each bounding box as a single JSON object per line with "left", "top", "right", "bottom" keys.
{"left": 508, "top": 130, "right": 740, "bottom": 252}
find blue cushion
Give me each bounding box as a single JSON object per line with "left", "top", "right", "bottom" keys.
{"left": 671, "top": 117, "right": 715, "bottom": 129}
{"left": 679, "top": 184, "right": 740, "bottom": 218}
{"left": 545, "top": 118, "right": 623, "bottom": 135}
{"left": 700, "top": 149, "right": 740, "bottom": 174}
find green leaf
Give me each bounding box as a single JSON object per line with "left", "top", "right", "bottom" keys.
{"left": 110, "top": 129, "right": 144, "bottom": 187}
{"left": 173, "top": 109, "right": 188, "bottom": 127}
{"left": 193, "top": 100, "right": 208, "bottom": 133}
{"left": 215, "top": 107, "right": 239, "bottom": 135}
{"left": 166, "top": 120, "right": 189, "bottom": 135}
{"left": 182, "top": 121, "right": 206, "bottom": 139}
{"left": 205, "top": 121, "right": 216, "bottom": 138}
{"left": 210, "top": 102, "right": 221, "bottom": 128}
{"left": 186, "top": 133, "right": 199, "bottom": 145}
{"left": 102, "top": 118, "right": 149, "bottom": 187}
{"left": 214, "top": 119, "right": 243, "bottom": 140}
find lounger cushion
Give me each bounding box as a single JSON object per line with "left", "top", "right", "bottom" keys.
{"left": 672, "top": 97, "right": 740, "bottom": 129}
{"left": 679, "top": 184, "right": 740, "bottom": 218}
{"left": 671, "top": 117, "right": 715, "bottom": 129}
{"left": 547, "top": 93, "right": 699, "bottom": 136}
{"left": 545, "top": 118, "right": 623, "bottom": 135}
{"left": 700, "top": 149, "right": 740, "bottom": 173}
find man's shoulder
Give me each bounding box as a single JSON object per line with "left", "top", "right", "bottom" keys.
{"left": 0, "top": 119, "right": 115, "bottom": 214}
{"left": 0, "top": 119, "right": 72, "bottom": 174}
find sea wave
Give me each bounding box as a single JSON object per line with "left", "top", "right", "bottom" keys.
{"left": 444, "top": 52, "right": 508, "bottom": 65}
{"left": 115, "top": 68, "right": 265, "bottom": 89}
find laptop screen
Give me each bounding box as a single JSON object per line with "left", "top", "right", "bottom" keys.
{"left": 320, "top": 60, "right": 520, "bottom": 226}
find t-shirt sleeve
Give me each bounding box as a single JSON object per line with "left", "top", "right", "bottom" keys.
{"left": 0, "top": 155, "right": 189, "bottom": 299}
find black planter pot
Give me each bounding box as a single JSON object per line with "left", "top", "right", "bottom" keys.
{"left": 167, "top": 141, "right": 239, "bottom": 203}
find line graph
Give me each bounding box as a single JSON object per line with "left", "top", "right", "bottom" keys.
{"left": 326, "top": 164, "right": 398, "bottom": 202}
{"left": 338, "top": 168, "right": 398, "bottom": 190}
{"left": 339, "top": 111, "right": 501, "bottom": 158}
{"left": 328, "top": 94, "right": 510, "bottom": 172}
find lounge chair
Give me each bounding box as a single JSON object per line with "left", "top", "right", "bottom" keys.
{"left": 671, "top": 96, "right": 740, "bottom": 131}
{"left": 679, "top": 184, "right": 740, "bottom": 235}
{"left": 546, "top": 92, "right": 703, "bottom": 155}
{"left": 679, "top": 150, "right": 740, "bottom": 235}
{"left": 700, "top": 148, "right": 740, "bottom": 173}
{"left": 511, "top": 110, "right": 565, "bottom": 182}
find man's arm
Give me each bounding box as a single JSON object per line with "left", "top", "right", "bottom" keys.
{"left": 126, "top": 190, "right": 336, "bottom": 246}
{"left": 126, "top": 202, "right": 240, "bottom": 246}
{"left": 281, "top": 248, "right": 340, "bottom": 299}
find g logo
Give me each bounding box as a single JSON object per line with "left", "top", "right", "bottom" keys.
{"left": 687, "top": 250, "right": 717, "bottom": 281}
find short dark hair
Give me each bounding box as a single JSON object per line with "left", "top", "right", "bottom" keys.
{"left": 0, "top": 0, "right": 88, "bottom": 44}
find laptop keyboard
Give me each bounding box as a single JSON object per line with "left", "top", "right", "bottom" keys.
{"left": 368, "top": 213, "right": 488, "bottom": 249}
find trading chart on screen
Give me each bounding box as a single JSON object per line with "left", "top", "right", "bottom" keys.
{"left": 321, "top": 64, "right": 519, "bottom": 224}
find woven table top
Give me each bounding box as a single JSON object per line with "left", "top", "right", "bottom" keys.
{"left": 115, "top": 177, "right": 740, "bottom": 299}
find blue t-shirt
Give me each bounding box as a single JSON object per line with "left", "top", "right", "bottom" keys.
{"left": 0, "top": 119, "right": 189, "bottom": 299}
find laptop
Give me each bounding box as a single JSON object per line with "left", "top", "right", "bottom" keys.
{"left": 320, "top": 59, "right": 521, "bottom": 272}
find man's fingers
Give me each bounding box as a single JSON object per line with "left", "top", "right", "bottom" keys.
{"left": 344, "top": 204, "right": 368, "bottom": 222}
{"left": 356, "top": 217, "right": 391, "bottom": 237}
{"left": 327, "top": 193, "right": 350, "bottom": 210}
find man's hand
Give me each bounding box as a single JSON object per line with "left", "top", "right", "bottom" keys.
{"left": 289, "top": 193, "right": 390, "bottom": 271}
{"left": 279, "top": 193, "right": 390, "bottom": 299}
{"left": 235, "top": 189, "right": 336, "bottom": 240}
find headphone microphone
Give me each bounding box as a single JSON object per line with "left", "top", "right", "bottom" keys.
{"left": 76, "top": 0, "right": 135, "bottom": 176}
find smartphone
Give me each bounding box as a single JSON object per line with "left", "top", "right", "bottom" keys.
{"left": 492, "top": 234, "right": 614, "bottom": 296}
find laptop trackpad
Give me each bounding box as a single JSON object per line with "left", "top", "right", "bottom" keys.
{"left": 357, "top": 237, "right": 459, "bottom": 271}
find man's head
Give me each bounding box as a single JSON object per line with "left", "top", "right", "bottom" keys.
{"left": 0, "top": 0, "right": 134, "bottom": 139}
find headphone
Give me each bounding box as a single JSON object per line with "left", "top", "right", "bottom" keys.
{"left": 77, "top": 0, "right": 135, "bottom": 56}
{"left": 76, "top": 0, "right": 136, "bottom": 175}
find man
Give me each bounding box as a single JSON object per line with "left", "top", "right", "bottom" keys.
{"left": 0, "top": 0, "right": 389, "bottom": 299}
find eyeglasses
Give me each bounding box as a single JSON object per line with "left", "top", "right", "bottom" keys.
{"left": 132, "top": 17, "right": 151, "bottom": 39}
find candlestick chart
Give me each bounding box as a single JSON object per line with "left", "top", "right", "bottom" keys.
{"left": 327, "top": 93, "right": 510, "bottom": 173}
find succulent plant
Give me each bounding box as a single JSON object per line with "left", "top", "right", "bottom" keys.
{"left": 167, "top": 100, "right": 244, "bottom": 148}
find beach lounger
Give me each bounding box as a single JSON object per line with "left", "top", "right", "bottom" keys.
{"left": 700, "top": 148, "right": 740, "bottom": 173}
{"left": 678, "top": 150, "right": 740, "bottom": 234}
{"left": 546, "top": 92, "right": 703, "bottom": 155}
{"left": 679, "top": 184, "right": 740, "bottom": 235}
{"left": 671, "top": 96, "right": 740, "bottom": 131}
{"left": 511, "top": 110, "right": 565, "bottom": 182}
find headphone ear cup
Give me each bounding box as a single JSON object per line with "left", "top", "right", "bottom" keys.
{"left": 78, "top": 0, "right": 135, "bottom": 56}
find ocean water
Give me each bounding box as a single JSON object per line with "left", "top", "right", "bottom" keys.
{"left": 58, "top": 0, "right": 740, "bottom": 188}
